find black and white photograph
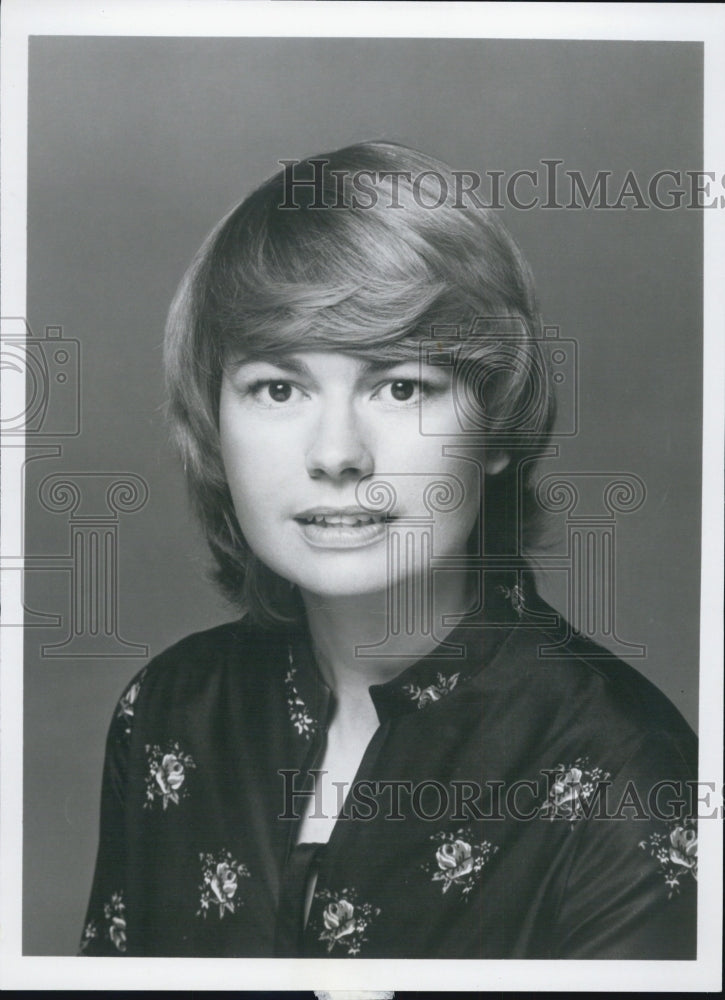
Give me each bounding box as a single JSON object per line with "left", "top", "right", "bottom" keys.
{"left": 1, "top": 0, "right": 722, "bottom": 992}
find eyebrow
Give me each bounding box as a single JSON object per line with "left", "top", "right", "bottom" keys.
{"left": 227, "top": 354, "right": 430, "bottom": 379}
{"left": 228, "top": 356, "right": 314, "bottom": 378}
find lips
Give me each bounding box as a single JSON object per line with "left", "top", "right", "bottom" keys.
{"left": 294, "top": 508, "right": 393, "bottom": 528}
{"left": 293, "top": 508, "right": 393, "bottom": 549}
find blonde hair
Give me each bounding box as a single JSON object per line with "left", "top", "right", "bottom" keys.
{"left": 164, "top": 141, "right": 555, "bottom": 624}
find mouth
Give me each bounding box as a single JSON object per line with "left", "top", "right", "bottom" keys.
{"left": 293, "top": 508, "right": 394, "bottom": 549}
{"left": 294, "top": 510, "right": 392, "bottom": 528}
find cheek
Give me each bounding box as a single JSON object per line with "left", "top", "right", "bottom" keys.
{"left": 383, "top": 442, "right": 482, "bottom": 547}
{"left": 436, "top": 452, "right": 484, "bottom": 545}
{"left": 223, "top": 457, "right": 286, "bottom": 530}
{"left": 219, "top": 405, "right": 297, "bottom": 514}
{"left": 219, "top": 432, "right": 259, "bottom": 511}
{"left": 421, "top": 445, "right": 484, "bottom": 512}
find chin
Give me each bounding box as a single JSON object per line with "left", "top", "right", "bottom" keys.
{"left": 285, "top": 562, "right": 400, "bottom": 600}
{"left": 296, "top": 560, "right": 457, "bottom": 601}
{"left": 296, "top": 574, "right": 392, "bottom": 600}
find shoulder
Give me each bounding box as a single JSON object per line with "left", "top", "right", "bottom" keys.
{"left": 147, "top": 616, "right": 287, "bottom": 674}
{"left": 487, "top": 590, "right": 696, "bottom": 779}
{"left": 113, "top": 616, "right": 292, "bottom": 722}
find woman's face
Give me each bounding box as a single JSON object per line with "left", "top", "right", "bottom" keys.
{"left": 219, "top": 350, "right": 499, "bottom": 600}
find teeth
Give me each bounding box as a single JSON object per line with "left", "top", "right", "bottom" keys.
{"left": 303, "top": 513, "right": 388, "bottom": 527}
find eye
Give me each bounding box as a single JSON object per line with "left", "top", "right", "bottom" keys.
{"left": 374, "top": 378, "right": 421, "bottom": 405}
{"left": 390, "top": 379, "right": 416, "bottom": 402}
{"left": 247, "top": 379, "right": 305, "bottom": 406}
{"left": 267, "top": 381, "right": 293, "bottom": 403}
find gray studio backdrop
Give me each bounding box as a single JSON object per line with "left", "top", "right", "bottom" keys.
{"left": 23, "top": 37, "right": 702, "bottom": 955}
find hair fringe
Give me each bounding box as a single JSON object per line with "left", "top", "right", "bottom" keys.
{"left": 163, "top": 141, "right": 557, "bottom": 625}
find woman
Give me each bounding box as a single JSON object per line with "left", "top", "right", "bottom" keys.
{"left": 80, "top": 141, "right": 697, "bottom": 958}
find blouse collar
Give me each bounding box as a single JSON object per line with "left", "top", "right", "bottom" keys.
{"left": 285, "top": 569, "right": 536, "bottom": 731}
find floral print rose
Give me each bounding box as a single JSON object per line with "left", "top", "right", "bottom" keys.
{"left": 116, "top": 668, "right": 146, "bottom": 735}
{"left": 436, "top": 839, "right": 474, "bottom": 883}
{"left": 323, "top": 899, "right": 356, "bottom": 940}
{"left": 403, "top": 671, "right": 461, "bottom": 709}
{"left": 669, "top": 823, "right": 698, "bottom": 872}
{"left": 313, "top": 888, "right": 380, "bottom": 955}
{"left": 639, "top": 818, "right": 698, "bottom": 897}
{"left": 79, "top": 919, "right": 98, "bottom": 954}
{"left": 496, "top": 582, "right": 527, "bottom": 617}
{"left": 425, "top": 828, "right": 498, "bottom": 896}
{"left": 197, "top": 850, "right": 250, "bottom": 919}
{"left": 285, "top": 648, "right": 317, "bottom": 738}
{"left": 144, "top": 742, "right": 196, "bottom": 810}
{"left": 103, "top": 892, "right": 127, "bottom": 952}
{"left": 541, "top": 756, "right": 610, "bottom": 823}
{"left": 549, "top": 767, "right": 583, "bottom": 814}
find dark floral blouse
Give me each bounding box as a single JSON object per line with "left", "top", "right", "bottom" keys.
{"left": 80, "top": 575, "right": 698, "bottom": 959}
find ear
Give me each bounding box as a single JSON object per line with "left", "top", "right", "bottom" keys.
{"left": 484, "top": 451, "right": 510, "bottom": 476}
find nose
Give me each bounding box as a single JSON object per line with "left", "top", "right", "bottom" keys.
{"left": 305, "top": 398, "right": 374, "bottom": 482}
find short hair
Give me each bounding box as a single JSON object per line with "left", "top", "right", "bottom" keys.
{"left": 164, "top": 140, "right": 556, "bottom": 624}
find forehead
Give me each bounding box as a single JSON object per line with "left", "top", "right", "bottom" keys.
{"left": 227, "top": 348, "right": 432, "bottom": 377}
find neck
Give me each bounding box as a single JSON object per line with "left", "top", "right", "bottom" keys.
{"left": 300, "top": 571, "right": 474, "bottom": 697}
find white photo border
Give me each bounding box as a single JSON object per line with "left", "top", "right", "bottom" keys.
{"left": 1, "top": 0, "right": 722, "bottom": 991}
